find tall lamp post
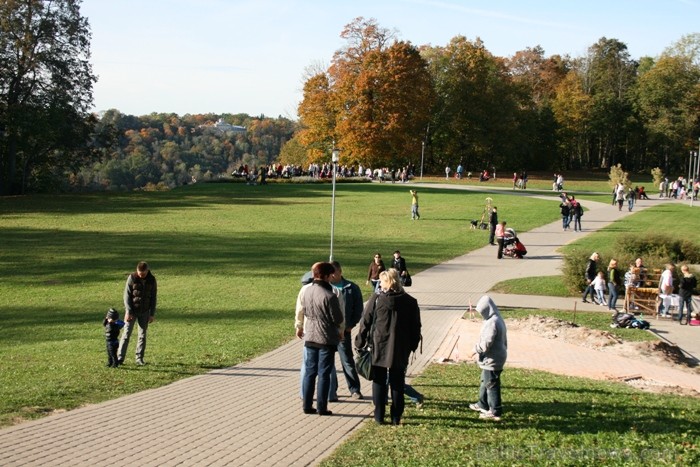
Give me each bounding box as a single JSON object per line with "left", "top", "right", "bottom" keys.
{"left": 420, "top": 141, "right": 425, "bottom": 181}
{"left": 329, "top": 144, "right": 340, "bottom": 261}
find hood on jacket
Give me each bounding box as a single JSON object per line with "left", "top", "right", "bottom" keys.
{"left": 476, "top": 295, "right": 500, "bottom": 320}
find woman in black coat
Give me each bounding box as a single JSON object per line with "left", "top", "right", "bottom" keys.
{"left": 355, "top": 268, "right": 421, "bottom": 425}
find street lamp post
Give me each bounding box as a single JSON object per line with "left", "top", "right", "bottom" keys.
{"left": 420, "top": 141, "right": 425, "bottom": 181}
{"left": 329, "top": 144, "right": 340, "bottom": 261}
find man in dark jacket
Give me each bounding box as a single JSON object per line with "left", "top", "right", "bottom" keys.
{"left": 118, "top": 261, "right": 157, "bottom": 366}
{"left": 488, "top": 207, "right": 498, "bottom": 245}
{"left": 331, "top": 261, "right": 364, "bottom": 399}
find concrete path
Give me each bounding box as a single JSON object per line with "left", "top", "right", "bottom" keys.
{"left": 0, "top": 192, "right": 697, "bottom": 466}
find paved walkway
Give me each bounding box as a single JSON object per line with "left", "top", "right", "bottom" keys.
{"left": 0, "top": 193, "right": 697, "bottom": 466}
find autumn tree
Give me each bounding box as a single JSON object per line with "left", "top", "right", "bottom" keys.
{"left": 0, "top": 0, "right": 96, "bottom": 194}
{"left": 297, "top": 17, "right": 433, "bottom": 169}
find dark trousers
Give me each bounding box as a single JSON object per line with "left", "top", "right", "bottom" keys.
{"left": 488, "top": 225, "right": 496, "bottom": 244}
{"left": 337, "top": 331, "right": 361, "bottom": 394}
{"left": 372, "top": 366, "right": 405, "bottom": 424}
{"left": 106, "top": 339, "right": 119, "bottom": 367}
{"left": 496, "top": 237, "right": 504, "bottom": 259}
{"left": 679, "top": 296, "right": 693, "bottom": 323}
{"left": 302, "top": 345, "right": 335, "bottom": 413}
{"left": 478, "top": 369, "right": 503, "bottom": 416}
{"left": 582, "top": 282, "right": 595, "bottom": 302}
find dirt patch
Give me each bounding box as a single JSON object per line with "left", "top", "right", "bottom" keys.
{"left": 505, "top": 316, "right": 700, "bottom": 396}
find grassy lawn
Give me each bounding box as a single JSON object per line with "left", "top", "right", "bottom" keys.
{"left": 0, "top": 182, "right": 560, "bottom": 427}
{"left": 321, "top": 364, "right": 699, "bottom": 466}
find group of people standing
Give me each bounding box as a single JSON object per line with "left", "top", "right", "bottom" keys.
{"left": 295, "top": 256, "right": 508, "bottom": 424}
{"left": 582, "top": 254, "right": 697, "bottom": 324}
{"left": 295, "top": 260, "right": 421, "bottom": 424}
{"left": 559, "top": 194, "right": 584, "bottom": 231}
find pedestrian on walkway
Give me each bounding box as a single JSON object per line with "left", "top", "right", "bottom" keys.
{"left": 592, "top": 271, "right": 607, "bottom": 306}
{"left": 297, "top": 267, "right": 339, "bottom": 402}
{"left": 296, "top": 262, "right": 344, "bottom": 416}
{"left": 495, "top": 221, "right": 506, "bottom": 259}
{"left": 410, "top": 189, "right": 420, "bottom": 220}
{"left": 117, "top": 261, "right": 157, "bottom": 366}
{"left": 468, "top": 295, "right": 507, "bottom": 421}
{"left": 678, "top": 265, "right": 697, "bottom": 324}
{"left": 559, "top": 199, "right": 571, "bottom": 231}
{"left": 657, "top": 263, "right": 675, "bottom": 317}
{"left": 488, "top": 207, "right": 498, "bottom": 245}
{"left": 330, "top": 261, "right": 364, "bottom": 399}
{"left": 366, "top": 253, "right": 386, "bottom": 292}
{"left": 616, "top": 185, "right": 626, "bottom": 211}
{"left": 391, "top": 250, "right": 409, "bottom": 286}
{"left": 581, "top": 252, "right": 600, "bottom": 303}
{"left": 607, "top": 259, "right": 622, "bottom": 312}
{"left": 355, "top": 268, "right": 421, "bottom": 425}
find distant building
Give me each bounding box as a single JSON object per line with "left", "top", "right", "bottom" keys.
{"left": 200, "top": 119, "right": 246, "bottom": 134}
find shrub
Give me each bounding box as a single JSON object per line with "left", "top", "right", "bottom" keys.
{"left": 608, "top": 163, "right": 630, "bottom": 189}
{"left": 651, "top": 167, "right": 664, "bottom": 188}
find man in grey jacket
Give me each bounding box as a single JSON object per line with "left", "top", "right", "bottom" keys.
{"left": 468, "top": 295, "right": 507, "bottom": 421}
{"left": 296, "top": 262, "right": 344, "bottom": 416}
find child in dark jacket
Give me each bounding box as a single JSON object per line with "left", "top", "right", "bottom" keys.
{"left": 104, "top": 308, "right": 125, "bottom": 367}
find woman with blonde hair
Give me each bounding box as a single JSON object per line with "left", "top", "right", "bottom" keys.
{"left": 355, "top": 268, "right": 421, "bottom": 425}
{"left": 607, "top": 259, "right": 622, "bottom": 311}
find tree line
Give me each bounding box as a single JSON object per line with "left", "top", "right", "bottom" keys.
{"left": 2, "top": 5, "right": 699, "bottom": 194}
{"left": 291, "top": 17, "right": 700, "bottom": 179}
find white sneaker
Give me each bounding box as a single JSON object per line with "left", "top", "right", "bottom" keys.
{"left": 479, "top": 411, "right": 502, "bottom": 421}
{"left": 469, "top": 403, "right": 487, "bottom": 413}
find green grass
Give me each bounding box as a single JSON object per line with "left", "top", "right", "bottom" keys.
{"left": 321, "top": 364, "right": 699, "bottom": 466}
{"left": 498, "top": 308, "right": 658, "bottom": 342}
{"left": 491, "top": 275, "right": 570, "bottom": 297}
{"left": 0, "top": 182, "right": 560, "bottom": 427}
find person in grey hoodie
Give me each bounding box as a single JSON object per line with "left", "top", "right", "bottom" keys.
{"left": 468, "top": 295, "right": 507, "bottom": 421}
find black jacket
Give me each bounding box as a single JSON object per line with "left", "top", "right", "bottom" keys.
{"left": 355, "top": 290, "right": 421, "bottom": 369}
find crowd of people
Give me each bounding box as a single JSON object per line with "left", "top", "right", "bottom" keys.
{"left": 292, "top": 253, "right": 507, "bottom": 425}
{"left": 580, "top": 254, "right": 697, "bottom": 325}
{"left": 558, "top": 193, "right": 584, "bottom": 231}
{"left": 659, "top": 176, "right": 700, "bottom": 200}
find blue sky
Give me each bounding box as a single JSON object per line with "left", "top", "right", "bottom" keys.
{"left": 81, "top": 0, "right": 700, "bottom": 119}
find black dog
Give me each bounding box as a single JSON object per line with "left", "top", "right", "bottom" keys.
{"left": 470, "top": 219, "right": 478, "bottom": 229}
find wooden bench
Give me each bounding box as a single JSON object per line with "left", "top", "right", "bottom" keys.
{"left": 623, "top": 268, "right": 663, "bottom": 316}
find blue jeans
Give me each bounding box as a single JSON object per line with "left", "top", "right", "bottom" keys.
{"left": 562, "top": 215, "right": 570, "bottom": 229}
{"left": 302, "top": 345, "right": 336, "bottom": 412}
{"left": 337, "top": 331, "right": 361, "bottom": 394}
{"left": 300, "top": 347, "right": 337, "bottom": 400}
{"left": 478, "top": 369, "right": 503, "bottom": 416}
{"left": 372, "top": 366, "right": 405, "bottom": 424}
{"left": 678, "top": 296, "right": 693, "bottom": 323}
{"left": 411, "top": 204, "right": 419, "bottom": 219}
{"left": 404, "top": 383, "right": 423, "bottom": 404}
{"left": 582, "top": 282, "right": 595, "bottom": 302}
{"left": 607, "top": 282, "right": 618, "bottom": 310}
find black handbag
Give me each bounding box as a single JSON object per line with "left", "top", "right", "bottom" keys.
{"left": 402, "top": 271, "right": 412, "bottom": 287}
{"left": 354, "top": 297, "right": 377, "bottom": 381}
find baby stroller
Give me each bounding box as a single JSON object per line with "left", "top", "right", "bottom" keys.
{"left": 502, "top": 228, "right": 527, "bottom": 259}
